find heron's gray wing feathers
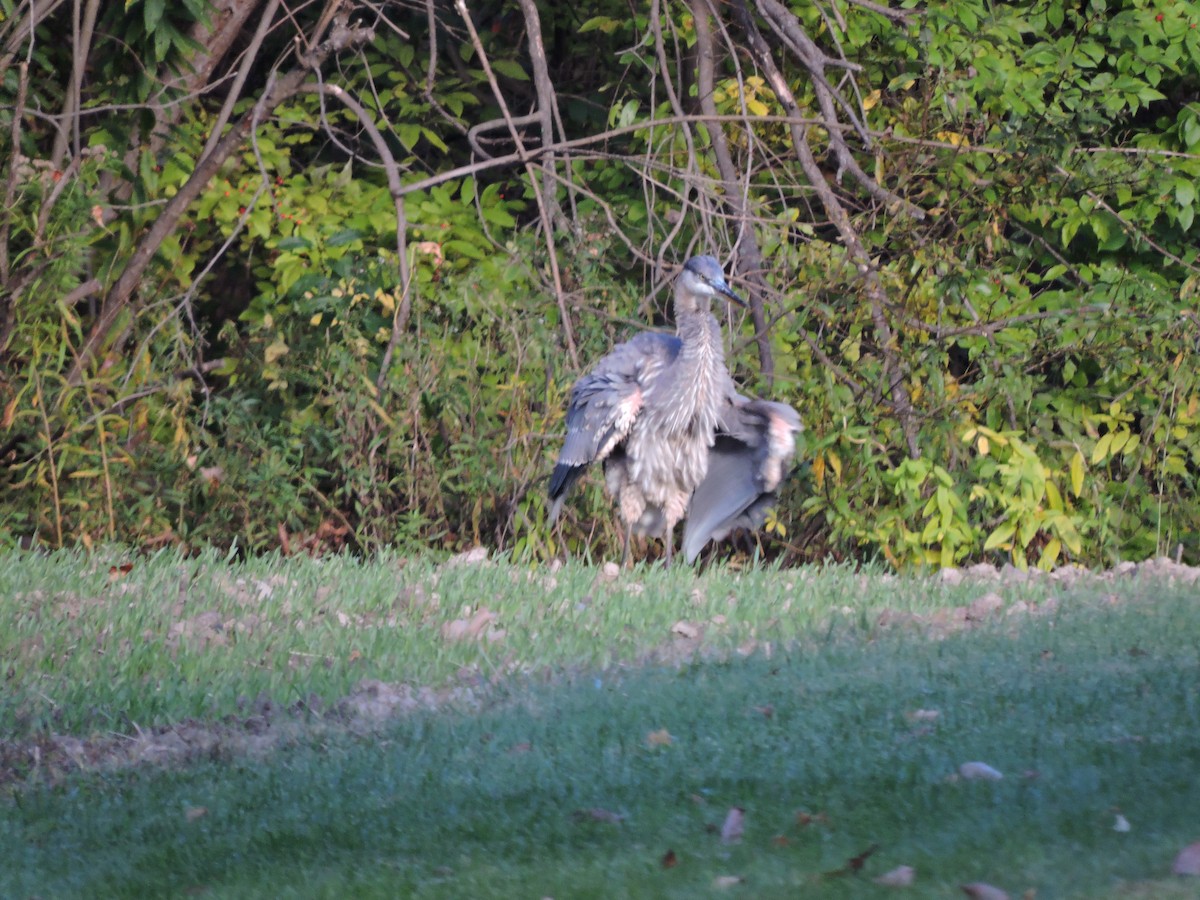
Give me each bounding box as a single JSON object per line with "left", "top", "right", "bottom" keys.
{"left": 548, "top": 332, "right": 681, "bottom": 520}
{"left": 682, "top": 397, "right": 802, "bottom": 563}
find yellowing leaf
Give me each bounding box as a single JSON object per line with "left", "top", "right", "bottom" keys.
{"left": 1, "top": 395, "right": 18, "bottom": 429}
{"left": 936, "top": 130, "right": 968, "bottom": 147}
{"left": 1091, "top": 431, "right": 1113, "bottom": 464}
{"left": 1070, "top": 450, "right": 1084, "bottom": 497}
{"left": 977, "top": 434, "right": 990, "bottom": 456}
{"left": 862, "top": 89, "right": 882, "bottom": 111}
{"left": 264, "top": 339, "right": 290, "bottom": 364}
{"left": 1041, "top": 537, "right": 1062, "bottom": 569}
{"left": 746, "top": 97, "right": 769, "bottom": 116}
{"left": 827, "top": 451, "right": 843, "bottom": 482}
{"left": 309, "top": 313, "right": 322, "bottom": 326}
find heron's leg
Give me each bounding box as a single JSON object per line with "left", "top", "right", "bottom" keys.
{"left": 663, "top": 522, "right": 675, "bottom": 567}
{"left": 621, "top": 521, "right": 633, "bottom": 569}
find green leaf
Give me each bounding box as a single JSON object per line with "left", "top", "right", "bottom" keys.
{"left": 482, "top": 205, "right": 516, "bottom": 228}
{"left": 397, "top": 124, "right": 421, "bottom": 151}
{"left": 1178, "top": 180, "right": 1198, "bottom": 208}
{"left": 984, "top": 521, "right": 1016, "bottom": 551}
{"left": 1179, "top": 204, "right": 1195, "bottom": 231}
{"left": 579, "top": 16, "right": 621, "bottom": 34}
{"left": 328, "top": 229, "right": 363, "bottom": 248}
{"left": 490, "top": 59, "right": 529, "bottom": 81}
{"left": 143, "top": 0, "right": 165, "bottom": 32}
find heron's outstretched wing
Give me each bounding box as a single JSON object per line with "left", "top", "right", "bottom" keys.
{"left": 682, "top": 398, "right": 802, "bottom": 563}
{"left": 548, "top": 332, "right": 681, "bottom": 520}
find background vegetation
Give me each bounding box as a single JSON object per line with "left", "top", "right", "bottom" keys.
{"left": 2, "top": 0, "right": 1199, "bottom": 568}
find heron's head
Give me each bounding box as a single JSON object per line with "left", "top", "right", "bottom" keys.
{"left": 677, "top": 255, "right": 745, "bottom": 313}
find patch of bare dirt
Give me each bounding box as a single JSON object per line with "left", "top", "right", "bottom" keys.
{"left": 0, "top": 677, "right": 483, "bottom": 790}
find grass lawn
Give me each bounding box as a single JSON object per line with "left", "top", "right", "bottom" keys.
{"left": 1, "top": 549, "right": 1198, "bottom": 898}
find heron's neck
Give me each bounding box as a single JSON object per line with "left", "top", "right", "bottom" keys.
{"left": 675, "top": 308, "right": 725, "bottom": 371}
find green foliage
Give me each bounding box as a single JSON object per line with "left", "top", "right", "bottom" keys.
{"left": 4, "top": 0, "right": 1200, "bottom": 565}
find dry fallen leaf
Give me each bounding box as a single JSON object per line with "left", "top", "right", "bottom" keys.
{"left": 441, "top": 608, "right": 498, "bottom": 642}
{"left": 720, "top": 807, "right": 745, "bottom": 844}
{"left": 961, "top": 882, "right": 1009, "bottom": 900}
{"left": 959, "top": 761, "right": 1004, "bottom": 781}
{"left": 752, "top": 704, "right": 775, "bottom": 719}
{"left": 771, "top": 834, "right": 790, "bottom": 847}
{"left": 671, "top": 620, "right": 701, "bottom": 639}
{"left": 646, "top": 728, "right": 673, "bottom": 748}
{"left": 108, "top": 562, "right": 134, "bottom": 580}
{"left": 714, "top": 875, "right": 744, "bottom": 888}
{"left": 185, "top": 806, "right": 208, "bottom": 822}
{"left": 1173, "top": 841, "right": 1200, "bottom": 876}
{"left": 874, "top": 865, "right": 916, "bottom": 887}
{"left": 795, "top": 809, "right": 828, "bottom": 827}
{"left": 907, "top": 708, "right": 940, "bottom": 722}
{"left": 507, "top": 742, "right": 532, "bottom": 755}
{"left": 661, "top": 849, "right": 678, "bottom": 869}
{"left": 825, "top": 844, "right": 879, "bottom": 877}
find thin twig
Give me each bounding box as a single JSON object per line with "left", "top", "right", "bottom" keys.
{"left": 454, "top": 0, "right": 578, "bottom": 367}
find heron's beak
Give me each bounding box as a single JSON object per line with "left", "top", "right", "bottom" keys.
{"left": 717, "top": 281, "right": 746, "bottom": 307}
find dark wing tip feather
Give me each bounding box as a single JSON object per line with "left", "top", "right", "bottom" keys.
{"left": 548, "top": 462, "right": 583, "bottom": 503}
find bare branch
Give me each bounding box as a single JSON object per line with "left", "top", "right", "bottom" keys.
{"left": 756, "top": 0, "right": 925, "bottom": 220}
{"left": 692, "top": 0, "right": 774, "bottom": 383}
{"left": 297, "top": 81, "right": 415, "bottom": 388}
{"left": 453, "top": 0, "right": 579, "bottom": 368}
{"left": 736, "top": 0, "right": 920, "bottom": 456}
{"left": 197, "top": 0, "right": 278, "bottom": 165}
{"left": 64, "top": 3, "right": 376, "bottom": 387}
{"left": 838, "top": 0, "right": 918, "bottom": 24}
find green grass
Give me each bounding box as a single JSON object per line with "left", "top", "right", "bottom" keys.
{"left": 2, "top": 550, "right": 1199, "bottom": 897}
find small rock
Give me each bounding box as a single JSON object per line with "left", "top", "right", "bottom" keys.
{"left": 599, "top": 561, "right": 621, "bottom": 582}
{"left": 1173, "top": 841, "right": 1200, "bottom": 876}
{"left": 874, "top": 865, "right": 916, "bottom": 887}
{"left": 1051, "top": 562, "right": 1088, "bottom": 584}
{"left": 720, "top": 807, "right": 745, "bottom": 844}
{"left": 446, "top": 546, "right": 488, "bottom": 568}
{"left": 959, "top": 761, "right": 1004, "bottom": 781}
{"left": 1140, "top": 557, "right": 1200, "bottom": 584}
{"left": 961, "top": 884, "right": 1008, "bottom": 900}
{"left": 939, "top": 567, "right": 964, "bottom": 586}
{"left": 967, "top": 592, "right": 1004, "bottom": 620}
{"left": 671, "top": 620, "right": 701, "bottom": 640}
{"left": 999, "top": 562, "right": 1029, "bottom": 583}
{"left": 965, "top": 562, "right": 999, "bottom": 580}
{"left": 1113, "top": 560, "right": 1137, "bottom": 576}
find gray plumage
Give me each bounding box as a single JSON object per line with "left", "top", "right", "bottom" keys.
{"left": 682, "top": 398, "right": 802, "bottom": 564}
{"left": 548, "top": 255, "right": 802, "bottom": 565}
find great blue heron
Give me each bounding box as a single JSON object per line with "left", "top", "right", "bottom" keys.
{"left": 548, "top": 255, "right": 802, "bottom": 565}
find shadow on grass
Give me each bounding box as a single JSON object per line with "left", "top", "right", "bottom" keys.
{"left": 3, "top": 585, "right": 1199, "bottom": 898}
